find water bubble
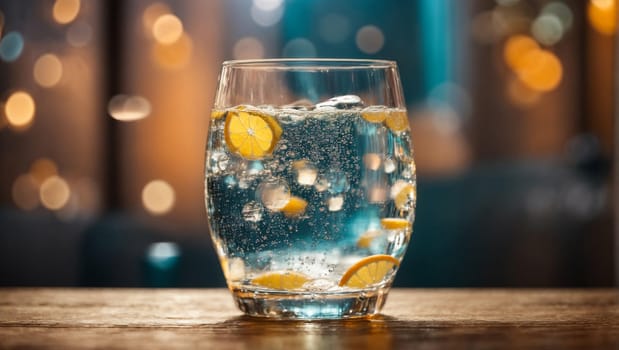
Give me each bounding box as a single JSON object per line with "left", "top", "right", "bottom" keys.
{"left": 384, "top": 157, "right": 396, "bottom": 173}
{"left": 328, "top": 195, "right": 344, "bottom": 211}
{"left": 257, "top": 178, "right": 290, "bottom": 211}
{"left": 242, "top": 201, "right": 264, "bottom": 222}
{"left": 303, "top": 278, "right": 338, "bottom": 291}
{"left": 293, "top": 160, "right": 318, "bottom": 186}
{"left": 326, "top": 169, "right": 349, "bottom": 194}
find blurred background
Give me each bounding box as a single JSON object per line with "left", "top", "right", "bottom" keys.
{"left": 0, "top": 0, "right": 615, "bottom": 287}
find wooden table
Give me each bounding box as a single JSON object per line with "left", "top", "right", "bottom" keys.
{"left": 0, "top": 289, "right": 618, "bottom": 349}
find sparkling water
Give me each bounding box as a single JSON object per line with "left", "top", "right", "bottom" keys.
{"left": 205, "top": 97, "right": 416, "bottom": 318}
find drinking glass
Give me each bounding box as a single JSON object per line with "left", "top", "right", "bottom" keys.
{"left": 205, "top": 59, "right": 416, "bottom": 319}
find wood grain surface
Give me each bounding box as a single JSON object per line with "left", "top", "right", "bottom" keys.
{"left": 0, "top": 289, "right": 617, "bottom": 349}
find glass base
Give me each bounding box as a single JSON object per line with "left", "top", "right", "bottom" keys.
{"left": 231, "top": 287, "right": 390, "bottom": 320}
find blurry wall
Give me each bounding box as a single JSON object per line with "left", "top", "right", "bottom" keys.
{"left": 0, "top": 0, "right": 615, "bottom": 287}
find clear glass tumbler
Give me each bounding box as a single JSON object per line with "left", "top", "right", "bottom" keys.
{"left": 205, "top": 59, "right": 416, "bottom": 319}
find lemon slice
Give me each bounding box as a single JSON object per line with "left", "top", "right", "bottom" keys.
{"left": 361, "top": 110, "right": 387, "bottom": 123}
{"left": 224, "top": 110, "right": 282, "bottom": 160}
{"left": 281, "top": 196, "right": 308, "bottom": 217}
{"left": 356, "top": 229, "right": 382, "bottom": 249}
{"left": 251, "top": 271, "right": 310, "bottom": 290}
{"left": 385, "top": 110, "right": 409, "bottom": 132}
{"left": 338, "top": 254, "right": 400, "bottom": 288}
{"left": 211, "top": 109, "right": 227, "bottom": 120}
{"left": 380, "top": 218, "right": 411, "bottom": 230}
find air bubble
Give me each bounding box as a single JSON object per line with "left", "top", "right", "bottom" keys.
{"left": 328, "top": 196, "right": 344, "bottom": 211}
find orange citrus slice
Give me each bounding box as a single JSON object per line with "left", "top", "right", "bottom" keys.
{"left": 211, "top": 109, "right": 227, "bottom": 120}
{"left": 361, "top": 111, "right": 387, "bottom": 123}
{"left": 224, "top": 110, "right": 282, "bottom": 160}
{"left": 339, "top": 254, "right": 400, "bottom": 288}
{"left": 251, "top": 271, "right": 310, "bottom": 290}
{"left": 380, "top": 218, "right": 411, "bottom": 230}
{"left": 385, "top": 110, "right": 409, "bottom": 132}
{"left": 394, "top": 183, "right": 416, "bottom": 210}
{"left": 356, "top": 229, "right": 382, "bottom": 249}
{"left": 281, "top": 196, "right": 308, "bottom": 217}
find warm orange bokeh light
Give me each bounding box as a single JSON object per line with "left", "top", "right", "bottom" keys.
{"left": 30, "top": 158, "right": 59, "bottom": 184}
{"left": 142, "top": 180, "right": 176, "bottom": 215}
{"left": 143, "top": 2, "right": 170, "bottom": 36}
{"left": 40, "top": 175, "right": 71, "bottom": 210}
{"left": 151, "top": 33, "right": 193, "bottom": 69}
{"left": 33, "top": 54, "right": 63, "bottom": 88}
{"left": 53, "top": 0, "right": 80, "bottom": 24}
{"left": 507, "top": 77, "right": 541, "bottom": 107}
{"left": 588, "top": 0, "right": 616, "bottom": 35}
{"left": 12, "top": 174, "right": 40, "bottom": 210}
{"left": 152, "top": 14, "right": 183, "bottom": 44}
{"left": 516, "top": 50, "right": 563, "bottom": 92}
{"left": 503, "top": 35, "right": 539, "bottom": 71}
{"left": 5, "top": 91, "right": 35, "bottom": 129}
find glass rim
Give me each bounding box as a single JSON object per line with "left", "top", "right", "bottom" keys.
{"left": 222, "top": 58, "right": 398, "bottom": 70}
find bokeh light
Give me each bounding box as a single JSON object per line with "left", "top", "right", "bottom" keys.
{"left": 250, "top": 4, "right": 284, "bottom": 27}
{"left": 30, "top": 158, "right": 59, "bottom": 184}
{"left": 0, "top": 31, "right": 24, "bottom": 62}
{"left": 233, "top": 37, "right": 265, "bottom": 60}
{"left": 53, "top": 0, "right": 80, "bottom": 24}
{"left": 282, "top": 38, "right": 316, "bottom": 58}
{"left": 142, "top": 180, "right": 176, "bottom": 215}
{"left": 503, "top": 35, "right": 539, "bottom": 71}
{"left": 143, "top": 2, "right": 170, "bottom": 35}
{"left": 33, "top": 54, "right": 63, "bottom": 88}
{"left": 318, "top": 13, "right": 351, "bottom": 44}
{"left": 516, "top": 50, "right": 563, "bottom": 92}
{"left": 5, "top": 91, "right": 35, "bottom": 129}
{"left": 356, "top": 25, "right": 385, "bottom": 54}
{"left": 531, "top": 14, "right": 564, "bottom": 46}
{"left": 542, "top": 2, "right": 574, "bottom": 31}
{"left": 152, "top": 14, "right": 183, "bottom": 44}
{"left": 588, "top": 0, "right": 616, "bottom": 35}
{"left": 66, "top": 21, "right": 92, "bottom": 47}
{"left": 151, "top": 32, "right": 193, "bottom": 69}
{"left": 253, "top": 0, "right": 283, "bottom": 11}
{"left": 507, "top": 77, "right": 541, "bottom": 107}
{"left": 12, "top": 174, "right": 40, "bottom": 210}
{"left": 108, "top": 94, "right": 152, "bottom": 122}
{"left": 40, "top": 175, "right": 71, "bottom": 210}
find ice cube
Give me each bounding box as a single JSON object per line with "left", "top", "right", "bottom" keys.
{"left": 209, "top": 151, "right": 229, "bottom": 174}
{"left": 227, "top": 258, "right": 246, "bottom": 280}
{"left": 328, "top": 195, "right": 344, "bottom": 211}
{"left": 314, "top": 177, "right": 329, "bottom": 192}
{"left": 316, "top": 95, "right": 364, "bottom": 110}
{"left": 383, "top": 157, "right": 396, "bottom": 173}
{"left": 293, "top": 160, "right": 318, "bottom": 186}
{"left": 257, "top": 178, "right": 290, "bottom": 211}
{"left": 242, "top": 201, "right": 264, "bottom": 222}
